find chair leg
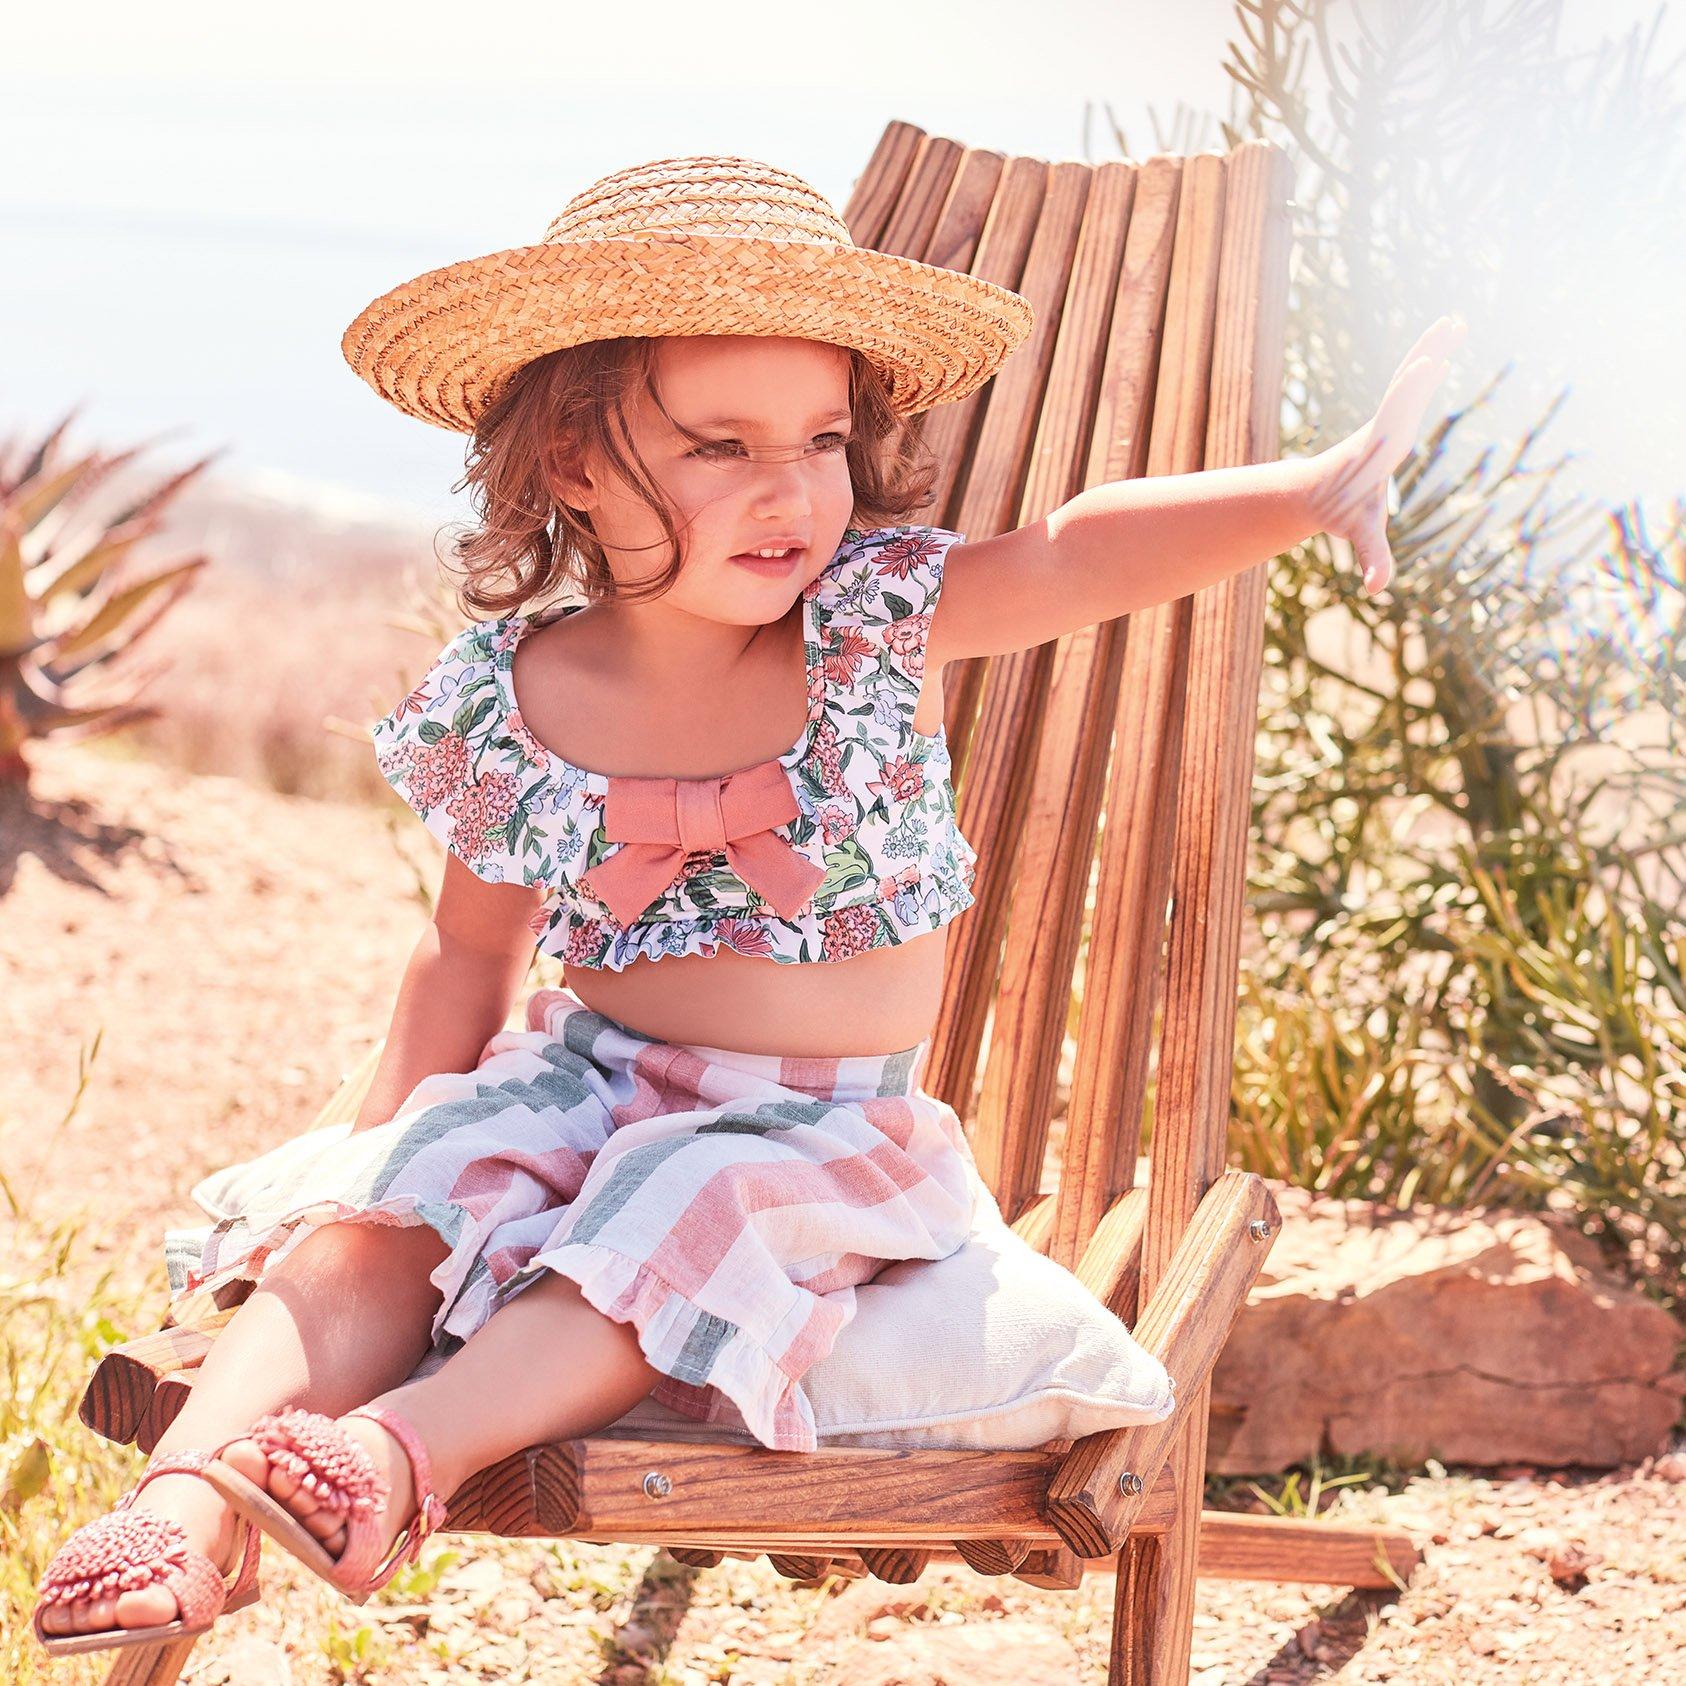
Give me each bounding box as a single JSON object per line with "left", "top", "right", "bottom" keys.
{"left": 101, "top": 1634, "right": 200, "bottom": 1686}
{"left": 1109, "top": 1534, "right": 1163, "bottom": 1685}
{"left": 1109, "top": 1420, "right": 1205, "bottom": 1683}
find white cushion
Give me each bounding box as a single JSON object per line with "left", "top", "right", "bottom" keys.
{"left": 608, "top": 1201, "right": 1176, "bottom": 1451}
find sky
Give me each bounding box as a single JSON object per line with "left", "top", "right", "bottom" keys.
{"left": 3, "top": 0, "right": 1681, "bottom": 534}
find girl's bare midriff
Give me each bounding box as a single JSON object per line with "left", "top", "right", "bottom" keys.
{"left": 520, "top": 598, "right": 956, "bottom": 1059}
{"left": 563, "top": 928, "right": 949, "bottom": 1057}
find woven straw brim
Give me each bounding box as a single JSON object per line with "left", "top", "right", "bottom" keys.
{"left": 340, "top": 234, "right": 1035, "bottom": 433}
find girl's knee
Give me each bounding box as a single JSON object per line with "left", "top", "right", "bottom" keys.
{"left": 283, "top": 1217, "right": 449, "bottom": 1280}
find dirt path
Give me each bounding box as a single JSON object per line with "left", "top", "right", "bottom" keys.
{"left": 5, "top": 739, "right": 1682, "bottom": 1683}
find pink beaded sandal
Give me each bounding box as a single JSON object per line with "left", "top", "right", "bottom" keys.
{"left": 201, "top": 1404, "right": 449, "bottom": 1604}
{"left": 32, "top": 1449, "right": 262, "bottom": 1657}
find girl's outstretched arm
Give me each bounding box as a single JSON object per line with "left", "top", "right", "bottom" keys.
{"left": 927, "top": 314, "right": 1467, "bottom": 669}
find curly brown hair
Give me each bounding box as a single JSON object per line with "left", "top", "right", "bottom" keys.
{"left": 437, "top": 336, "right": 944, "bottom": 620}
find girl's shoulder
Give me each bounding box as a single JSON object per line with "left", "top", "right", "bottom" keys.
{"left": 369, "top": 618, "right": 520, "bottom": 745}
{"left": 808, "top": 523, "right": 967, "bottom": 677}
{"left": 367, "top": 616, "right": 542, "bottom": 886}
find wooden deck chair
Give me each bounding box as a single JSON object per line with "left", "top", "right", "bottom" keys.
{"left": 78, "top": 121, "right": 1420, "bottom": 1683}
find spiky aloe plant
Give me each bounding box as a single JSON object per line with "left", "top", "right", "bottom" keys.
{"left": 0, "top": 408, "right": 219, "bottom": 787}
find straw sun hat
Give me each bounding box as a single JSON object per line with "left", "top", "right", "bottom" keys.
{"left": 340, "top": 154, "right": 1036, "bottom": 434}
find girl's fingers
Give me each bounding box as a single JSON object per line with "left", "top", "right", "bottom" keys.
{"left": 1374, "top": 320, "right": 1462, "bottom": 427}
{"left": 1354, "top": 496, "right": 1395, "bottom": 594}
{"left": 1312, "top": 319, "right": 1462, "bottom": 594}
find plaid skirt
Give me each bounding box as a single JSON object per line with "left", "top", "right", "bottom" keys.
{"left": 162, "top": 985, "right": 986, "bottom": 1452}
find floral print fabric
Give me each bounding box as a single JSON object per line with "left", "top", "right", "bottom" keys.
{"left": 370, "top": 524, "right": 980, "bottom": 969}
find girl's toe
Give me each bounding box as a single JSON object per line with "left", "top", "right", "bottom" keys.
{"left": 301, "top": 1505, "right": 345, "bottom": 1543}
{"left": 265, "top": 1462, "right": 304, "bottom": 1506}
{"left": 113, "top": 1584, "right": 179, "bottom": 1631}
{"left": 79, "top": 1594, "right": 119, "bottom": 1634}
{"left": 218, "top": 1435, "right": 270, "bottom": 1490}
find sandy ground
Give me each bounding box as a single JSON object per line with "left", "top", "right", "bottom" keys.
{"left": 4, "top": 736, "right": 1683, "bottom": 1683}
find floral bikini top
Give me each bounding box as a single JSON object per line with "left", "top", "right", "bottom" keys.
{"left": 370, "top": 523, "right": 980, "bottom": 970}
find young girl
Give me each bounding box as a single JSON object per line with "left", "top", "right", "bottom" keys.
{"left": 33, "top": 152, "right": 1460, "bottom": 1654}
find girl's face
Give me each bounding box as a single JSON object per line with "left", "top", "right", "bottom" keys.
{"left": 560, "top": 334, "right": 857, "bottom": 626}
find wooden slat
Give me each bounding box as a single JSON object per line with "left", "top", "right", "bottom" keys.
{"left": 857, "top": 1547, "right": 932, "bottom": 1584}
{"left": 1047, "top": 1170, "right": 1279, "bottom": 1556}
{"left": 440, "top": 1437, "right": 1065, "bottom": 1540}
{"left": 840, "top": 121, "right": 927, "bottom": 252}
{"left": 640, "top": 1511, "right": 1421, "bottom": 1590}
{"left": 78, "top": 1312, "right": 233, "bottom": 1444}
{"left": 1012, "top": 1547, "right": 1087, "bottom": 1591}
{"left": 1047, "top": 158, "right": 1195, "bottom": 1270}
{"left": 927, "top": 158, "right": 1051, "bottom": 532}
{"left": 931, "top": 155, "right": 1081, "bottom": 767}
{"left": 1109, "top": 139, "right": 1296, "bottom": 1683}
{"left": 766, "top": 1553, "right": 834, "bottom": 1583}
{"left": 103, "top": 1636, "right": 200, "bottom": 1684}
{"left": 1072, "top": 1185, "right": 1149, "bottom": 1315}
{"left": 952, "top": 1536, "right": 1033, "bottom": 1575}
{"left": 449, "top": 1440, "right": 1174, "bottom": 1548}
{"left": 1196, "top": 1513, "right": 1421, "bottom": 1588}
{"left": 925, "top": 163, "right": 1087, "bottom": 1125}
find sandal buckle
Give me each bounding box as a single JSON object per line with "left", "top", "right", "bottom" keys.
{"left": 419, "top": 1491, "right": 450, "bottom": 1537}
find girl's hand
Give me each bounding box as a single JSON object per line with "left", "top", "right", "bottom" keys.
{"left": 1309, "top": 314, "right": 1468, "bottom": 596}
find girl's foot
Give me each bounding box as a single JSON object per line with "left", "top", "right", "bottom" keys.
{"left": 34, "top": 1463, "right": 258, "bottom": 1644}
{"left": 203, "top": 1404, "right": 449, "bottom": 1598}
{"left": 215, "top": 1413, "right": 418, "bottom": 1570}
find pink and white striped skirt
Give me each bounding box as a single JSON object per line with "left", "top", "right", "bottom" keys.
{"left": 163, "top": 984, "right": 986, "bottom": 1452}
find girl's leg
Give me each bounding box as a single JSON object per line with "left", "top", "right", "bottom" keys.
{"left": 233, "top": 1271, "right": 659, "bottom": 1567}
{"left": 40, "top": 1218, "right": 450, "bottom": 1637}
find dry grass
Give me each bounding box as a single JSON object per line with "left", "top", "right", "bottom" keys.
{"left": 0, "top": 1034, "right": 154, "bottom": 1686}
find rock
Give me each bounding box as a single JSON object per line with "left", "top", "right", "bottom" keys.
{"left": 486, "top": 1591, "right": 536, "bottom": 1634}
{"left": 438, "top": 1553, "right": 508, "bottom": 1603}
{"left": 1208, "top": 1184, "right": 1686, "bottom": 1472}
{"left": 830, "top": 1620, "right": 1084, "bottom": 1684}
{"left": 1544, "top": 1543, "right": 1601, "bottom": 1588}
{"left": 190, "top": 1634, "right": 295, "bottom": 1683}
{"left": 807, "top": 1574, "right": 953, "bottom": 1640}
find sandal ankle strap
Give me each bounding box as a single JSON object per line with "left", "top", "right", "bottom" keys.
{"left": 344, "top": 1405, "right": 449, "bottom": 1565}
{"left": 120, "top": 1448, "right": 218, "bottom": 1508}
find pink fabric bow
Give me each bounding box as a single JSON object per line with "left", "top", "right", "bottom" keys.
{"left": 578, "top": 757, "right": 827, "bottom": 929}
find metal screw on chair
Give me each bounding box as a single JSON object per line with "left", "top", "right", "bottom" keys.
{"left": 1118, "top": 1471, "right": 1144, "bottom": 1496}
{"left": 1248, "top": 1219, "right": 1272, "bottom": 1241}
{"left": 642, "top": 1471, "right": 672, "bottom": 1500}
